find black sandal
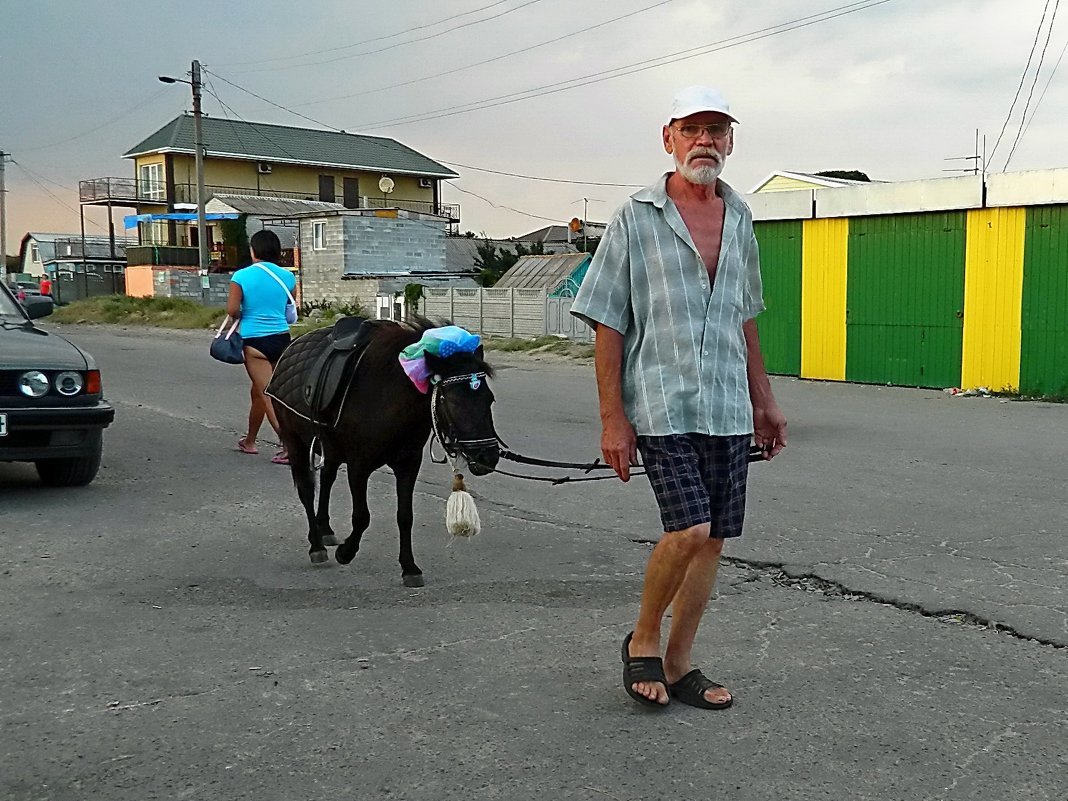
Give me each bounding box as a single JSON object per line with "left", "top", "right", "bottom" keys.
{"left": 621, "top": 631, "right": 669, "bottom": 708}
{"left": 667, "top": 668, "right": 733, "bottom": 710}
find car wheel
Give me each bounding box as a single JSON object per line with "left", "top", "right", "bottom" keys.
{"left": 35, "top": 432, "right": 103, "bottom": 487}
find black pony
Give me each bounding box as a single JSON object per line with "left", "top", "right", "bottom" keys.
{"left": 268, "top": 318, "right": 500, "bottom": 586}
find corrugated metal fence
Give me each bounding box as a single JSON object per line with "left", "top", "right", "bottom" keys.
{"left": 420, "top": 287, "right": 593, "bottom": 342}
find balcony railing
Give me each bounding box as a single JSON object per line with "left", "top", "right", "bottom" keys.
{"left": 361, "top": 196, "right": 460, "bottom": 222}
{"left": 126, "top": 245, "right": 199, "bottom": 268}
{"left": 51, "top": 238, "right": 131, "bottom": 259}
{"left": 82, "top": 178, "right": 461, "bottom": 223}
{"left": 79, "top": 177, "right": 154, "bottom": 204}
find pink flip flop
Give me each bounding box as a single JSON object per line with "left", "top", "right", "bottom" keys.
{"left": 237, "top": 438, "right": 259, "bottom": 455}
{"left": 271, "top": 451, "right": 290, "bottom": 465}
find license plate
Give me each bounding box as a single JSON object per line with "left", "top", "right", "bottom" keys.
{"left": 0, "top": 413, "right": 6, "bottom": 437}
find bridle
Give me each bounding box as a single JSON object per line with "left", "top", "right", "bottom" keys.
{"left": 429, "top": 371, "right": 501, "bottom": 465}
{"left": 429, "top": 371, "right": 769, "bottom": 484}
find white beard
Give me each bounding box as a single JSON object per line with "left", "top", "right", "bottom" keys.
{"left": 675, "top": 146, "right": 725, "bottom": 185}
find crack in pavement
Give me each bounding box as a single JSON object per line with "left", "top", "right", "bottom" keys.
{"left": 628, "top": 540, "right": 1066, "bottom": 649}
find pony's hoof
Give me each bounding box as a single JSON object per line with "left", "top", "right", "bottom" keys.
{"left": 335, "top": 546, "right": 355, "bottom": 565}
{"left": 309, "top": 549, "right": 329, "bottom": 564}
{"left": 321, "top": 534, "right": 339, "bottom": 547}
{"left": 402, "top": 574, "right": 425, "bottom": 588}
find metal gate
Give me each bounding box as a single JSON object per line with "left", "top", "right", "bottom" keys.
{"left": 546, "top": 296, "right": 592, "bottom": 342}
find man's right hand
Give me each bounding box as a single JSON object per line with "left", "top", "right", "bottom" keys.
{"left": 601, "top": 415, "right": 638, "bottom": 482}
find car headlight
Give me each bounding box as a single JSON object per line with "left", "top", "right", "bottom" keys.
{"left": 55, "top": 371, "right": 85, "bottom": 396}
{"left": 18, "top": 371, "right": 50, "bottom": 398}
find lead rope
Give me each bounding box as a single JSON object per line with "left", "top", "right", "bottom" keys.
{"left": 430, "top": 381, "right": 481, "bottom": 537}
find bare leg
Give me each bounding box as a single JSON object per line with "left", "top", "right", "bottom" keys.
{"left": 243, "top": 348, "right": 284, "bottom": 454}
{"left": 663, "top": 536, "right": 731, "bottom": 705}
{"left": 243, "top": 381, "right": 266, "bottom": 447}
{"left": 627, "top": 522, "right": 710, "bottom": 704}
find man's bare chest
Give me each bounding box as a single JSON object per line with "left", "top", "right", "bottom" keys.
{"left": 675, "top": 199, "right": 726, "bottom": 281}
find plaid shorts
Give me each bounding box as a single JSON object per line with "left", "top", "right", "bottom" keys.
{"left": 637, "top": 433, "right": 751, "bottom": 537}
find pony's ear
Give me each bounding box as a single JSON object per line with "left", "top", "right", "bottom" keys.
{"left": 423, "top": 350, "right": 446, "bottom": 376}
{"left": 475, "top": 345, "right": 485, "bottom": 361}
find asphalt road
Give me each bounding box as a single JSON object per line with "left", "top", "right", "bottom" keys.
{"left": 2, "top": 323, "right": 1065, "bottom": 801}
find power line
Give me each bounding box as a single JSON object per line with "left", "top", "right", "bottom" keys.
{"left": 209, "top": 75, "right": 646, "bottom": 188}
{"left": 350, "top": 0, "right": 893, "bottom": 129}
{"left": 1017, "top": 33, "right": 1068, "bottom": 145}
{"left": 218, "top": 0, "right": 515, "bottom": 67}
{"left": 1005, "top": 0, "right": 1062, "bottom": 170}
{"left": 293, "top": 0, "right": 672, "bottom": 109}
{"left": 989, "top": 0, "right": 1054, "bottom": 166}
{"left": 231, "top": 0, "right": 547, "bottom": 74}
{"left": 10, "top": 160, "right": 106, "bottom": 231}
{"left": 440, "top": 161, "right": 643, "bottom": 187}
{"left": 446, "top": 183, "right": 566, "bottom": 224}
{"left": 18, "top": 88, "right": 171, "bottom": 154}
{"left": 206, "top": 70, "right": 342, "bottom": 132}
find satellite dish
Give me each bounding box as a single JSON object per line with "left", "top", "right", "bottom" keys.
{"left": 568, "top": 217, "right": 583, "bottom": 232}
{"left": 378, "top": 176, "right": 395, "bottom": 194}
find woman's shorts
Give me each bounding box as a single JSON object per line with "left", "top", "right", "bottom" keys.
{"left": 636, "top": 433, "right": 751, "bottom": 537}
{"left": 243, "top": 332, "right": 292, "bottom": 366}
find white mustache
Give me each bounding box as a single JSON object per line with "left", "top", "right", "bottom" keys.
{"left": 686, "top": 148, "right": 723, "bottom": 165}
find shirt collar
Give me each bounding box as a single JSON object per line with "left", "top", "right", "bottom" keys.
{"left": 632, "top": 172, "right": 743, "bottom": 212}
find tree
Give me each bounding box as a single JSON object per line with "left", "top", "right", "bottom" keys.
{"left": 814, "top": 170, "right": 871, "bottom": 182}
{"left": 474, "top": 238, "right": 544, "bottom": 286}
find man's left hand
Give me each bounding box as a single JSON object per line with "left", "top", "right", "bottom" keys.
{"left": 753, "top": 402, "right": 787, "bottom": 459}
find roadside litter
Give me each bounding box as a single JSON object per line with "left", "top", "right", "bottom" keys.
{"left": 943, "top": 386, "right": 992, "bottom": 398}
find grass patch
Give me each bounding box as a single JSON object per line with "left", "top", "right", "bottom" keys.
{"left": 51, "top": 296, "right": 223, "bottom": 329}
{"left": 51, "top": 296, "right": 361, "bottom": 334}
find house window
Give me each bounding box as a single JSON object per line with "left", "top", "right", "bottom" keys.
{"left": 139, "top": 163, "right": 164, "bottom": 201}
{"left": 312, "top": 221, "right": 326, "bottom": 250}
{"left": 30, "top": 243, "right": 39, "bottom": 263}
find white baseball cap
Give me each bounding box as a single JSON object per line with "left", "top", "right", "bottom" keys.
{"left": 669, "top": 86, "right": 739, "bottom": 124}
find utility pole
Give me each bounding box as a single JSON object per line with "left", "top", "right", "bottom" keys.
{"left": 582, "top": 197, "right": 588, "bottom": 252}
{"left": 191, "top": 61, "right": 209, "bottom": 304}
{"left": 160, "top": 62, "right": 210, "bottom": 302}
{"left": 0, "top": 151, "right": 8, "bottom": 275}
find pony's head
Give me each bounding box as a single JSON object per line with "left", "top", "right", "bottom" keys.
{"left": 424, "top": 346, "right": 500, "bottom": 476}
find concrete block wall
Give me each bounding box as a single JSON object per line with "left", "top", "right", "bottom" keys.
{"left": 341, "top": 215, "right": 446, "bottom": 275}
{"left": 151, "top": 269, "right": 230, "bottom": 306}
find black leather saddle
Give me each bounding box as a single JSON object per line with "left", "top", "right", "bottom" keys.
{"left": 304, "top": 316, "right": 376, "bottom": 427}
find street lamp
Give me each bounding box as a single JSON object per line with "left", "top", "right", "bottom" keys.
{"left": 159, "top": 61, "right": 208, "bottom": 302}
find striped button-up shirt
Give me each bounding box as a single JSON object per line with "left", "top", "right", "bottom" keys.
{"left": 570, "top": 174, "right": 765, "bottom": 437}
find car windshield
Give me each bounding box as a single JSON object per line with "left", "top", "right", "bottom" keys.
{"left": 0, "top": 285, "right": 28, "bottom": 318}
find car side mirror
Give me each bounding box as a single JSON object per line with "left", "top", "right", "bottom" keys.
{"left": 23, "top": 296, "right": 55, "bottom": 320}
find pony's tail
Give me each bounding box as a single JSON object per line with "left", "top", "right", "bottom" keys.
{"left": 445, "top": 473, "right": 481, "bottom": 537}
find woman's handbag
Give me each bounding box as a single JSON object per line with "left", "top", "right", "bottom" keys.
{"left": 210, "top": 316, "right": 244, "bottom": 364}
{"left": 256, "top": 263, "right": 298, "bottom": 324}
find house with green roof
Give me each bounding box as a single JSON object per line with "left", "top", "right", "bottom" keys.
{"left": 79, "top": 113, "right": 459, "bottom": 255}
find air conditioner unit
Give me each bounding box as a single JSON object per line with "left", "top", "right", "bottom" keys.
{"left": 418, "top": 177, "right": 433, "bottom": 189}
{"left": 257, "top": 162, "right": 272, "bottom": 175}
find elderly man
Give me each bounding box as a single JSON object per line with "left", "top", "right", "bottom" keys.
{"left": 571, "top": 86, "right": 787, "bottom": 710}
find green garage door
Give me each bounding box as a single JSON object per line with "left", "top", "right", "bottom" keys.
{"left": 754, "top": 220, "right": 802, "bottom": 376}
{"left": 1020, "top": 205, "right": 1068, "bottom": 396}
{"left": 846, "top": 212, "right": 966, "bottom": 388}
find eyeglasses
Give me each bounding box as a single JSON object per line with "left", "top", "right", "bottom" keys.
{"left": 673, "top": 123, "right": 732, "bottom": 140}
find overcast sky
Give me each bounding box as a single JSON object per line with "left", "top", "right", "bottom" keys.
{"left": 2, "top": 0, "right": 1066, "bottom": 253}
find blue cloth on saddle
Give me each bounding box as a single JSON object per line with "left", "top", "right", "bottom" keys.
{"left": 398, "top": 326, "right": 481, "bottom": 393}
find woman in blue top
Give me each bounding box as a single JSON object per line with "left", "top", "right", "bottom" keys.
{"left": 227, "top": 229, "right": 297, "bottom": 464}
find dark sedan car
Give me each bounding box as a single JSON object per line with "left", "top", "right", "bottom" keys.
{"left": 0, "top": 282, "right": 114, "bottom": 486}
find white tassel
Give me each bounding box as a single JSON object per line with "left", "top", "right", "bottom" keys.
{"left": 445, "top": 473, "right": 481, "bottom": 537}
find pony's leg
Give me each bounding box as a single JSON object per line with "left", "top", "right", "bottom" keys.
{"left": 287, "top": 443, "right": 327, "bottom": 564}
{"left": 335, "top": 466, "right": 371, "bottom": 566}
{"left": 393, "top": 453, "right": 424, "bottom": 587}
{"left": 316, "top": 458, "right": 340, "bottom": 546}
